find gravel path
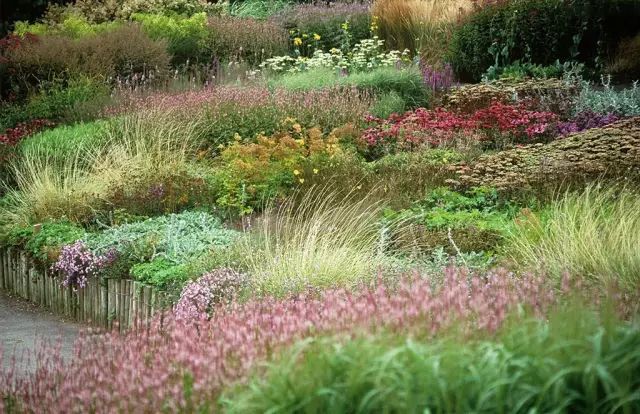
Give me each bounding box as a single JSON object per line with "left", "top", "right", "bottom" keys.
{"left": 0, "top": 291, "right": 79, "bottom": 374}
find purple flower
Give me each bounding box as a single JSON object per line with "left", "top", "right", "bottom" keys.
{"left": 51, "top": 241, "right": 117, "bottom": 290}
{"left": 149, "top": 183, "right": 166, "bottom": 199}
{"left": 557, "top": 111, "right": 620, "bottom": 136}
{"left": 421, "top": 62, "right": 455, "bottom": 93}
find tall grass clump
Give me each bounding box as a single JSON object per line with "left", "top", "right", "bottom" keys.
{"left": 372, "top": 0, "right": 474, "bottom": 63}
{"left": 236, "top": 189, "right": 390, "bottom": 297}
{"left": 506, "top": 185, "right": 640, "bottom": 291}
{"left": 17, "top": 121, "right": 109, "bottom": 167}
{"left": 224, "top": 307, "right": 640, "bottom": 413}
{"left": 0, "top": 107, "right": 205, "bottom": 229}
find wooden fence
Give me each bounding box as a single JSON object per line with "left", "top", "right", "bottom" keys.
{"left": 0, "top": 248, "right": 164, "bottom": 330}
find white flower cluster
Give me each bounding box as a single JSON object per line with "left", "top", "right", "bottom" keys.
{"left": 259, "top": 36, "right": 410, "bottom": 74}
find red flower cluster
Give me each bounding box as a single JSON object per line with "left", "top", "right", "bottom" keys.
{"left": 0, "top": 119, "right": 55, "bottom": 146}
{"left": 362, "top": 101, "right": 558, "bottom": 151}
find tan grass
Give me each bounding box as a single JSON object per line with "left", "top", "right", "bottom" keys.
{"left": 372, "top": 0, "right": 475, "bottom": 62}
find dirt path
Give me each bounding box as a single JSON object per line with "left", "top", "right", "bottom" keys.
{"left": 0, "top": 291, "right": 79, "bottom": 374}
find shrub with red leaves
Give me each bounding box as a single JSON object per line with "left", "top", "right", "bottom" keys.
{"left": 0, "top": 119, "right": 55, "bottom": 146}
{"left": 362, "top": 101, "right": 558, "bottom": 154}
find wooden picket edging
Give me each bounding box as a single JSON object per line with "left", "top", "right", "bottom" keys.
{"left": 0, "top": 248, "right": 164, "bottom": 330}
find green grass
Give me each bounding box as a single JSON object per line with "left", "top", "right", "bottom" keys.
{"left": 233, "top": 188, "right": 393, "bottom": 297}
{"left": 229, "top": 0, "right": 291, "bottom": 19}
{"left": 505, "top": 185, "right": 640, "bottom": 292}
{"left": 18, "top": 121, "right": 109, "bottom": 167}
{"left": 222, "top": 307, "right": 640, "bottom": 413}
{"left": 269, "top": 67, "right": 430, "bottom": 109}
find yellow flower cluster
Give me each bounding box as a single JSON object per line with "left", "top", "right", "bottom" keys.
{"left": 370, "top": 15, "right": 379, "bottom": 33}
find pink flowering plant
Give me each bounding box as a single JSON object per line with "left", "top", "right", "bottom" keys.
{"left": 174, "top": 268, "right": 247, "bottom": 321}
{"left": 0, "top": 267, "right": 564, "bottom": 412}
{"left": 51, "top": 241, "right": 117, "bottom": 290}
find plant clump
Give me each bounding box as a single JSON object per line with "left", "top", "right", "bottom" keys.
{"left": 448, "top": 117, "right": 640, "bottom": 192}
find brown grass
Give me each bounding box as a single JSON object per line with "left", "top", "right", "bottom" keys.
{"left": 372, "top": 0, "right": 475, "bottom": 63}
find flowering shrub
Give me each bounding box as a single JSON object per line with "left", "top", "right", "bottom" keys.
{"left": 174, "top": 268, "right": 247, "bottom": 321}
{"left": 471, "top": 100, "right": 558, "bottom": 138}
{"left": 212, "top": 119, "right": 342, "bottom": 214}
{"left": 362, "top": 101, "right": 557, "bottom": 154}
{"left": 1, "top": 267, "right": 560, "bottom": 412}
{"left": 51, "top": 241, "right": 116, "bottom": 290}
{"left": 557, "top": 111, "right": 620, "bottom": 136}
{"left": 260, "top": 36, "right": 410, "bottom": 74}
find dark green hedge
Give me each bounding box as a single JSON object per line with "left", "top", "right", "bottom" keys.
{"left": 449, "top": 0, "right": 640, "bottom": 82}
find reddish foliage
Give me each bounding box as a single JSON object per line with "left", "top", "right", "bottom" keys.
{"left": 0, "top": 33, "right": 38, "bottom": 65}
{"left": 362, "top": 101, "right": 558, "bottom": 152}
{"left": 0, "top": 119, "right": 55, "bottom": 146}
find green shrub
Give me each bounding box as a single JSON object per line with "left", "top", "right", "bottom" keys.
{"left": 0, "top": 77, "right": 110, "bottom": 130}
{"left": 130, "top": 257, "right": 190, "bottom": 288}
{"left": 449, "top": 0, "right": 640, "bottom": 82}
{"left": 574, "top": 78, "right": 640, "bottom": 116}
{"left": 85, "top": 210, "right": 238, "bottom": 263}
{"left": 369, "top": 91, "right": 407, "bottom": 118}
{"left": 506, "top": 186, "right": 640, "bottom": 292}
{"left": 132, "top": 12, "right": 209, "bottom": 64}
{"left": 68, "top": 0, "right": 225, "bottom": 23}
{"left": 206, "top": 16, "right": 289, "bottom": 65}
{"left": 3, "top": 220, "right": 85, "bottom": 262}
{"left": 386, "top": 187, "right": 520, "bottom": 254}
{"left": 224, "top": 309, "right": 640, "bottom": 413}
{"left": 229, "top": 0, "right": 291, "bottom": 20}
{"left": 482, "top": 60, "right": 584, "bottom": 82}
{"left": 13, "top": 13, "right": 121, "bottom": 38}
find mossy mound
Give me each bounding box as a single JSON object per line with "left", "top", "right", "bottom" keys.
{"left": 448, "top": 117, "right": 640, "bottom": 192}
